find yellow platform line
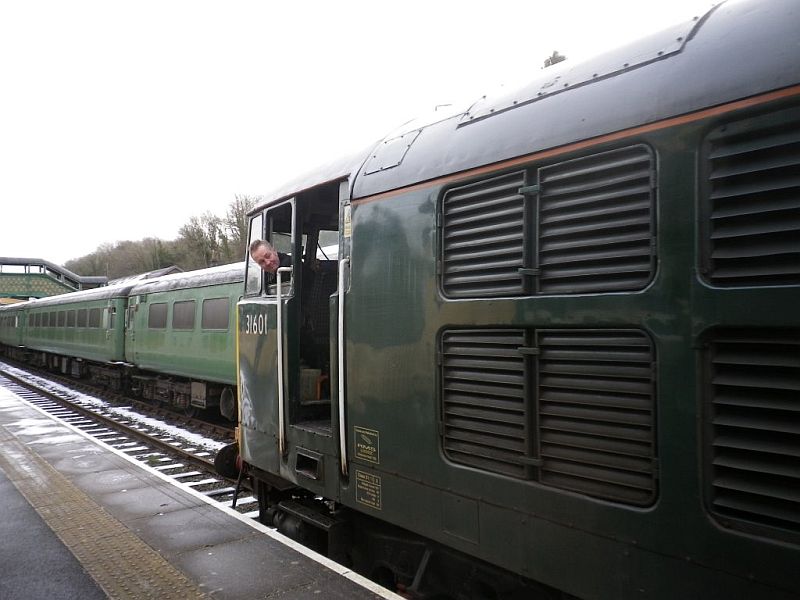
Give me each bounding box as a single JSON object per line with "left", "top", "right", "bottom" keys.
{"left": 0, "top": 425, "right": 206, "bottom": 600}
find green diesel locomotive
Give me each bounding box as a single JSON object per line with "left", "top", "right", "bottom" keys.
{"left": 233, "top": 1, "right": 800, "bottom": 598}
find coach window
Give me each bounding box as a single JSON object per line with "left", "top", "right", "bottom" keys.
{"left": 77, "top": 309, "right": 87, "bottom": 328}
{"left": 67, "top": 310, "right": 76, "bottom": 327}
{"left": 49, "top": 311, "right": 56, "bottom": 327}
{"left": 172, "top": 300, "right": 196, "bottom": 330}
{"left": 88, "top": 308, "right": 102, "bottom": 328}
{"left": 148, "top": 302, "right": 167, "bottom": 329}
{"left": 201, "top": 297, "right": 229, "bottom": 330}
{"left": 57, "top": 311, "right": 66, "bottom": 327}
{"left": 245, "top": 212, "right": 264, "bottom": 296}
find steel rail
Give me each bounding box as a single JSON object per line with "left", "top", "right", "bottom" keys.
{"left": 0, "top": 366, "right": 221, "bottom": 475}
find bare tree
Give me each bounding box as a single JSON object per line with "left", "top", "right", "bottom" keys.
{"left": 224, "top": 194, "right": 259, "bottom": 261}
{"left": 177, "top": 212, "right": 229, "bottom": 269}
{"left": 64, "top": 194, "right": 261, "bottom": 277}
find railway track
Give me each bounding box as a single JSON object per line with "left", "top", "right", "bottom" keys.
{"left": 0, "top": 358, "right": 236, "bottom": 438}
{"left": 0, "top": 362, "right": 259, "bottom": 519}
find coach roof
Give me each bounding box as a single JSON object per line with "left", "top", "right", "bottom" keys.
{"left": 129, "top": 262, "right": 244, "bottom": 296}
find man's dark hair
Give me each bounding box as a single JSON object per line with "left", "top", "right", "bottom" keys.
{"left": 249, "top": 239, "right": 273, "bottom": 253}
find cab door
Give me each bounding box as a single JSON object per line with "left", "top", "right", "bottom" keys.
{"left": 238, "top": 201, "right": 299, "bottom": 474}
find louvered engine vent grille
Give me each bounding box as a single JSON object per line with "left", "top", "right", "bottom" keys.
{"left": 703, "top": 109, "right": 800, "bottom": 286}
{"left": 440, "top": 145, "right": 656, "bottom": 299}
{"left": 441, "top": 329, "right": 531, "bottom": 478}
{"left": 441, "top": 328, "right": 657, "bottom": 505}
{"left": 538, "top": 145, "right": 655, "bottom": 294}
{"left": 537, "top": 330, "right": 656, "bottom": 505}
{"left": 441, "top": 172, "right": 527, "bottom": 298}
{"left": 706, "top": 330, "right": 800, "bottom": 537}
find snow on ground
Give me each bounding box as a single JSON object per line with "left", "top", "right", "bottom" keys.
{"left": 0, "top": 360, "right": 226, "bottom": 453}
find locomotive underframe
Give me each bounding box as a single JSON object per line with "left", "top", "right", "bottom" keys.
{"left": 249, "top": 468, "right": 565, "bottom": 600}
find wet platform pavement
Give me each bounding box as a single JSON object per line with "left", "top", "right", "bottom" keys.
{"left": 0, "top": 387, "right": 398, "bottom": 599}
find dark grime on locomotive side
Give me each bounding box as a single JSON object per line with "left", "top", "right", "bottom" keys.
{"left": 228, "top": 1, "right": 800, "bottom": 599}
{"left": 0, "top": 263, "right": 243, "bottom": 420}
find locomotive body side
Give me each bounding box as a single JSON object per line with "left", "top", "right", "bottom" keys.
{"left": 339, "top": 103, "right": 800, "bottom": 599}
{"left": 236, "top": 1, "right": 800, "bottom": 597}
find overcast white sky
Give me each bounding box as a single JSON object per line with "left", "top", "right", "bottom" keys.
{"left": 1, "top": 0, "right": 716, "bottom": 266}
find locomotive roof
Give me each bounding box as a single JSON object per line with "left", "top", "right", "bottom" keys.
{"left": 250, "top": 0, "right": 799, "bottom": 208}
{"left": 251, "top": 151, "right": 367, "bottom": 215}
{"left": 128, "top": 261, "right": 244, "bottom": 295}
{"left": 353, "top": 0, "right": 800, "bottom": 198}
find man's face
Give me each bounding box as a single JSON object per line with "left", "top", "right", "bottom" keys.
{"left": 251, "top": 245, "right": 279, "bottom": 273}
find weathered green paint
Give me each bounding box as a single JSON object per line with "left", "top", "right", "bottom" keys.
{"left": 240, "top": 104, "right": 799, "bottom": 598}
{"left": 238, "top": 298, "right": 282, "bottom": 474}
{"left": 22, "top": 297, "right": 128, "bottom": 363}
{"left": 333, "top": 125, "right": 798, "bottom": 597}
{"left": 126, "top": 280, "right": 239, "bottom": 385}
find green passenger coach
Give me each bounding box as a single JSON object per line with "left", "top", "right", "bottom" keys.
{"left": 230, "top": 1, "right": 800, "bottom": 598}
{"left": 0, "top": 263, "right": 243, "bottom": 420}
{"left": 125, "top": 263, "right": 243, "bottom": 419}
{"left": 0, "top": 303, "right": 26, "bottom": 349}
{"left": 20, "top": 283, "right": 135, "bottom": 377}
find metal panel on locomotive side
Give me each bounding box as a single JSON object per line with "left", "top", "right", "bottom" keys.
{"left": 238, "top": 292, "right": 284, "bottom": 476}
{"left": 343, "top": 115, "right": 800, "bottom": 599}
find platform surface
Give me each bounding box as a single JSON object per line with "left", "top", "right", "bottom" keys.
{"left": 0, "top": 467, "right": 107, "bottom": 600}
{"left": 0, "top": 387, "right": 397, "bottom": 599}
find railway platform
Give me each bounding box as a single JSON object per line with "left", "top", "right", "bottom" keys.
{"left": 0, "top": 386, "right": 398, "bottom": 600}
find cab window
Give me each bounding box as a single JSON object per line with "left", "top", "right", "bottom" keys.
{"left": 245, "top": 213, "right": 264, "bottom": 296}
